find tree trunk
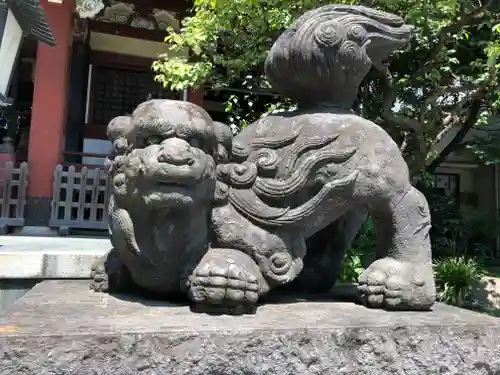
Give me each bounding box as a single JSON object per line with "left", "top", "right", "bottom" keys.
{"left": 400, "top": 131, "right": 427, "bottom": 183}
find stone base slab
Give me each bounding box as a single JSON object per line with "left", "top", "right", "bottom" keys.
{"left": 0, "top": 279, "right": 38, "bottom": 313}
{"left": 1, "top": 281, "right": 500, "bottom": 374}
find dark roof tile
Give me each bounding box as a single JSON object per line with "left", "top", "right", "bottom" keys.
{"left": 6, "top": 0, "right": 56, "bottom": 46}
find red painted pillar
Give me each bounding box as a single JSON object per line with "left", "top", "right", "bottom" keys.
{"left": 187, "top": 88, "right": 204, "bottom": 107}
{"left": 26, "top": 0, "right": 74, "bottom": 225}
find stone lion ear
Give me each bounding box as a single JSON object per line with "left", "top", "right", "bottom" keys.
{"left": 212, "top": 121, "right": 233, "bottom": 158}
{"left": 215, "top": 144, "right": 229, "bottom": 163}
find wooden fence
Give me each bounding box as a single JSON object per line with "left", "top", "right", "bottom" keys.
{"left": 49, "top": 164, "right": 110, "bottom": 236}
{"left": 0, "top": 162, "right": 28, "bottom": 234}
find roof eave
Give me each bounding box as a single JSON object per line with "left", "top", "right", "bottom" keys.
{"left": 5, "top": 0, "right": 56, "bottom": 46}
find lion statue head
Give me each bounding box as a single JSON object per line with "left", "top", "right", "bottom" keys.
{"left": 107, "top": 99, "right": 232, "bottom": 210}
{"left": 105, "top": 99, "right": 232, "bottom": 293}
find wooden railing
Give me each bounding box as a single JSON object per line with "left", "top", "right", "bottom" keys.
{"left": 49, "top": 164, "right": 110, "bottom": 236}
{"left": 0, "top": 162, "right": 28, "bottom": 234}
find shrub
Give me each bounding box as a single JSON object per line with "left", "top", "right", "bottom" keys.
{"left": 434, "top": 256, "right": 486, "bottom": 307}
{"left": 340, "top": 247, "right": 365, "bottom": 283}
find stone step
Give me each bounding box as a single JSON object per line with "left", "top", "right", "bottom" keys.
{"left": 0, "top": 236, "right": 109, "bottom": 279}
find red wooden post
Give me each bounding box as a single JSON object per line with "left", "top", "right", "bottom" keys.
{"left": 25, "top": 0, "right": 74, "bottom": 225}
{"left": 187, "top": 88, "right": 204, "bottom": 107}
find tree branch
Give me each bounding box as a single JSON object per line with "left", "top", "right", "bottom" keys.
{"left": 428, "top": 58, "right": 497, "bottom": 150}
{"left": 377, "top": 64, "right": 422, "bottom": 132}
{"left": 431, "top": 113, "right": 462, "bottom": 147}
{"left": 400, "top": 131, "right": 428, "bottom": 181}
{"left": 426, "top": 98, "right": 483, "bottom": 173}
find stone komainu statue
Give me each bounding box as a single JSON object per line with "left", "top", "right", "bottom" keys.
{"left": 91, "top": 4, "right": 436, "bottom": 313}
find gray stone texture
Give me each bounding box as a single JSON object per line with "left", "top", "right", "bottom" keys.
{"left": 1, "top": 281, "right": 500, "bottom": 375}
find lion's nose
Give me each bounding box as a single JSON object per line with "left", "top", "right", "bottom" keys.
{"left": 157, "top": 138, "right": 195, "bottom": 166}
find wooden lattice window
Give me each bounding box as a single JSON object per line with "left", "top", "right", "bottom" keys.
{"left": 90, "top": 66, "right": 178, "bottom": 126}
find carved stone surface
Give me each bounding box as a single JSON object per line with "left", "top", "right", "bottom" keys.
{"left": 92, "top": 4, "right": 437, "bottom": 313}
{"left": 2, "top": 281, "right": 500, "bottom": 375}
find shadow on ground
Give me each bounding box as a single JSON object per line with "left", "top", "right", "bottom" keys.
{"left": 104, "top": 282, "right": 363, "bottom": 316}
{"left": 470, "top": 276, "right": 500, "bottom": 317}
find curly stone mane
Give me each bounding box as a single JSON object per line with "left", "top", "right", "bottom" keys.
{"left": 264, "top": 4, "right": 413, "bottom": 107}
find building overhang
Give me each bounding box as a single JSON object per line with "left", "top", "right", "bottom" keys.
{"left": 0, "top": 0, "right": 56, "bottom": 106}
{"left": 4, "top": 0, "right": 56, "bottom": 46}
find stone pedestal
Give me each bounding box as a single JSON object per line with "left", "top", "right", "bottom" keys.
{"left": 1, "top": 281, "right": 499, "bottom": 374}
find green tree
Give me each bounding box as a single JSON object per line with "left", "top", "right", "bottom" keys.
{"left": 153, "top": 0, "right": 500, "bottom": 178}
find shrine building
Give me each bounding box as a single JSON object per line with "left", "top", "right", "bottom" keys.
{"left": 0, "top": 0, "right": 214, "bottom": 235}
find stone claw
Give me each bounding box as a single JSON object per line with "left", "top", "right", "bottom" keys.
{"left": 89, "top": 248, "right": 131, "bottom": 294}
{"left": 90, "top": 257, "right": 110, "bottom": 293}
{"left": 357, "top": 257, "right": 436, "bottom": 311}
{"left": 188, "top": 248, "right": 267, "bottom": 312}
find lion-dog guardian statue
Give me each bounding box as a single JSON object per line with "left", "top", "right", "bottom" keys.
{"left": 91, "top": 4, "right": 436, "bottom": 314}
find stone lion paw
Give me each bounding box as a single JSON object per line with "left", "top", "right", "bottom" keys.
{"left": 89, "top": 249, "right": 131, "bottom": 294}
{"left": 90, "top": 258, "right": 109, "bottom": 293}
{"left": 357, "top": 257, "right": 436, "bottom": 311}
{"left": 188, "top": 248, "right": 267, "bottom": 313}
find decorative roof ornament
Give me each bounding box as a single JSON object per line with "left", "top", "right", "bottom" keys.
{"left": 153, "top": 9, "right": 180, "bottom": 32}
{"left": 76, "top": 0, "right": 105, "bottom": 19}
{"left": 77, "top": 0, "right": 181, "bottom": 31}
{"left": 97, "top": 2, "right": 133, "bottom": 23}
